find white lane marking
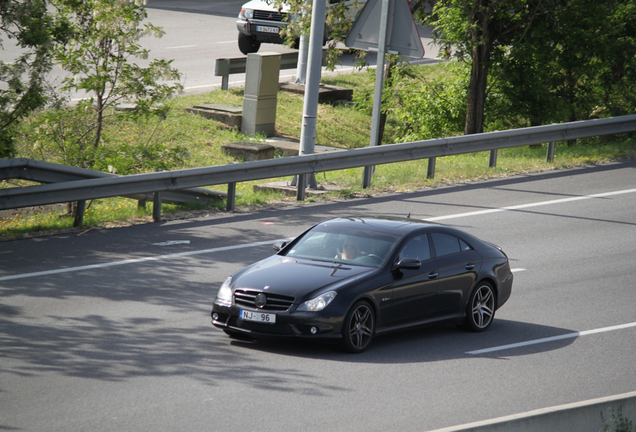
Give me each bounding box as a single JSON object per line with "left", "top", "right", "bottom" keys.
{"left": 0, "top": 239, "right": 287, "bottom": 282}
{"left": 164, "top": 45, "right": 197, "bottom": 49}
{"left": 427, "top": 188, "right": 636, "bottom": 222}
{"left": 510, "top": 268, "right": 526, "bottom": 273}
{"left": 3, "top": 187, "right": 634, "bottom": 282}
{"left": 215, "top": 40, "right": 236, "bottom": 44}
{"left": 467, "top": 321, "right": 636, "bottom": 355}
{"left": 184, "top": 84, "right": 219, "bottom": 90}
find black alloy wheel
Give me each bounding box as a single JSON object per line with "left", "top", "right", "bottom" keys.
{"left": 238, "top": 33, "right": 261, "bottom": 55}
{"left": 341, "top": 301, "right": 375, "bottom": 353}
{"left": 463, "top": 282, "right": 496, "bottom": 332}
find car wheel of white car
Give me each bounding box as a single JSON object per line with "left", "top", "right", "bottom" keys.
{"left": 238, "top": 33, "right": 261, "bottom": 55}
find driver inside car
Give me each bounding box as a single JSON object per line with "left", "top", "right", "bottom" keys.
{"left": 337, "top": 238, "right": 360, "bottom": 261}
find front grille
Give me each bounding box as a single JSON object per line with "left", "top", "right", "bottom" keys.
{"left": 254, "top": 10, "right": 287, "bottom": 22}
{"left": 234, "top": 289, "right": 294, "bottom": 312}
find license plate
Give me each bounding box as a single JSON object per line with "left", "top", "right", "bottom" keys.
{"left": 240, "top": 309, "right": 276, "bottom": 324}
{"left": 256, "top": 25, "right": 279, "bottom": 34}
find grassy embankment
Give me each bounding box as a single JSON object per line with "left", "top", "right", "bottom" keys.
{"left": 2, "top": 63, "right": 635, "bottom": 239}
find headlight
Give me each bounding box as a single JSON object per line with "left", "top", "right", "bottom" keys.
{"left": 240, "top": 8, "right": 254, "bottom": 19}
{"left": 216, "top": 277, "right": 233, "bottom": 305}
{"left": 297, "top": 291, "right": 336, "bottom": 312}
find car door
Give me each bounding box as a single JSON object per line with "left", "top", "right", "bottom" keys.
{"left": 385, "top": 234, "right": 441, "bottom": 326}
{"left": 431, "top": 233, "right": 481, "bottom": 316}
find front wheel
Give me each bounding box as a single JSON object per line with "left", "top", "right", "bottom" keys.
{"left": 341, "top": 301, "right": 375, "bottom": 353}
{"left": 238, "top": 33, "right": 261, "bottom": 55}
{"left": 463, "top": 282, "right": 496, "bottom": 332}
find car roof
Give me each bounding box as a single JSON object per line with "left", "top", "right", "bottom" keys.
{"left": 318, "top": 216, "right": 445, "bottom": 235}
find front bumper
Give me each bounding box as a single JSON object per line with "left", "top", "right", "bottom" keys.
{"left": 236, "top": 18, "right": 287, "bottom": 44}
{"left": 211, "top": 302, "right": 343, "bottom": 341}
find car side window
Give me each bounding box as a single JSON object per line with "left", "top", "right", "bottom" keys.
{"left": 459, "top": 238, "right": 472, "bottom": 252}
{"left": 431, "top": 233, "right": 464, "bottom": 257}
{"left": 398, "top": 235, "right": 431, "bottom": 262}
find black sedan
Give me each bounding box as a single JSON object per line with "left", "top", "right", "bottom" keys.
{"left": 211, "top": 216, "right": 513, "bottom": 353}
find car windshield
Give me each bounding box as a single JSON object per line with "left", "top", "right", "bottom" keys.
{"left": 283, "top": 224, "right": 400, "bottom": 268}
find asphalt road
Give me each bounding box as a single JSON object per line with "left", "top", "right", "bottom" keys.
{"left": 2, "top": 159, "right": 636, "bottom": 431}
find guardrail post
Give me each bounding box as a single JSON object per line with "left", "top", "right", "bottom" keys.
{"left": 153, "top": 192, "right": 161, "bottom": 222}
{"left": 547, "top": 141, "right": 556, "bottom": 162}
{"left": 296, "top": 174, "right": 307, "bottom": 201}
{"left": 215, "top": 59, "right": 230, "bottom": 91}
{"left": 73, "top": 200, "right": 85, "bottom": 227}
{"left": 427, "top": 158, "right": 436, "bottom": 179}
{"left": 227, "top": 182, "right": 236, "bottom": 211}
{"left": 489, "top": 149, "right": 498, "bottom": 168}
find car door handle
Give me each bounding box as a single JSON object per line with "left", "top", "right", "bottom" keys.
{"left": 428, "top": 272, "right": 438, "bottom": 279}
{"left": 465, "top": 263, "right": 475, "bottom": 270}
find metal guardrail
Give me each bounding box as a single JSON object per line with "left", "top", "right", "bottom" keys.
{"left": 214, "top": 51, "right": 328, "bottom": 90}
{"left": 0, "top": 158, "right": 228, "bottom": 225}
{"left": 0, "top": 158, "right": 227, "bottom": 204}
{"left": 0, "top": 158, "right": 227, "bottom": 206}
{"left": 2, "top": 114, "right": 636, "bottom": 215}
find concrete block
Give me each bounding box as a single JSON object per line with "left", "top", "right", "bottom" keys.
{"left": 185, "top": 104, "right": 242, "bottom": 128}
{"left": 221, "top": 142, "right": 276, "bottom": 161}
{"left": 279, "top": 83, "right": 354, "bottom": 103}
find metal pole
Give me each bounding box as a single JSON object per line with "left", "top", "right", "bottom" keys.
{"left": 227, "top": 182, "right": 236, "bottom": 211}
{"left": 295, "top": 174, "right": 307, "bottom": 201}
{"left": 489, "top": 149, "right": 498, "bottom": 168}
{"left": 362, "top": 0, "right": 392, "bottom": 189}
{"left": 296, "top": 0, "right": 326, "bottom": 200}
{"left": 153, "top": 191, "right": 161, "bottom": 222}
{"left": 73, "top": 200, "right": 85, "bottom": 227}
{"left": 427, "top": 157, "right": 436, "bottom": 179}
{"left": 294, "top": 0, "right": 311, "bottom": 84}
{"left": 547, "top": 141, "right": 556, "bottom": 162}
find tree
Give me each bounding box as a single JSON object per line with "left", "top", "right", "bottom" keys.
{"left": 492, "top": 0, "right": 636, "bottom": 127}
{"left": 0, "top": 0, "right": 66, "bottom": 158}
{"left": 422, "top": 0, "right": 548, "bottom": 135}
{"left": 48, "top": 0, "right": 181, "bottom": 166}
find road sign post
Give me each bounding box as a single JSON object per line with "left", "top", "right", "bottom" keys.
{"left": 345, "top": 0, "right": 424, "bottom": 188}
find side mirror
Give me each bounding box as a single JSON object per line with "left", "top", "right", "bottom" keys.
{"left": 272, "top": 241, "right": 287, "bottom": 252}
{"left": 392, "top": 257, "right": 421, "bottom": 271}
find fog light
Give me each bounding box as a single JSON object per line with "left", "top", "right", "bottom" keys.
{"left": 212, "top": 313, "right": 219, "bottom": 321}
{"left": 310, "top": 326, "right": 318, "bottom": 335}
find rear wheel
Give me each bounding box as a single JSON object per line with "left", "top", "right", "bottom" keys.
{"left": 341, "top": 301, "right": 375, "bottom": 353}
{"left": 463, "top": 282, "right": 496, "bottom": 332}
{"left": 238, "top": 33, "right": 261, "bottom": 55}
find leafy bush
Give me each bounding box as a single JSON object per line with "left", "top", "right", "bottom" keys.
{"left": 23, "top": 103, "right": 187, "bottom": 174}
{"left": 602, "top": 407, "right": 634, "bottom": 432}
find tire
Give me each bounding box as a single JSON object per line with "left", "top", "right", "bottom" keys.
{"left": 223, "top": 329, "right": 253, "bottom": 341}
{"left": 238, "top": 33, "right": 261, "bottom": 55}
{"left": 341, "top": 301, "right": 375, "bottom": 353}
{"left": 463, "top": 282, "right": 496, "bottom": 332}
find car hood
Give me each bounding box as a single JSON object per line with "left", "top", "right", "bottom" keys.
{"left": 231, "top": 255, "right": 375, "bottom": 300}
{"left": 240, "top": 0, "right": 290, "bottom": 12}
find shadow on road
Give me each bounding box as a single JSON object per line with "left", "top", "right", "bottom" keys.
{"left": 224, "top": 318, "right": 578, "bottom": 363}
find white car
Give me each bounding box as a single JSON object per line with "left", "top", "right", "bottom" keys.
{"left": 236, "top": 0, "right": 365, "bottom": 55}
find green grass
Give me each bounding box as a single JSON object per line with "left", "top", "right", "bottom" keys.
{"left": 2, "top": 62, "right": 636, "bottom": 240}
